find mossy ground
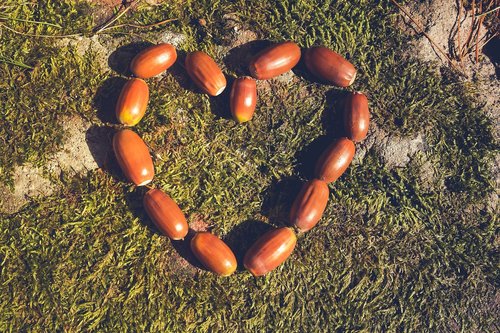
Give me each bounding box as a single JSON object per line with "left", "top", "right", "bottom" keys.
{"left": 0, "top": 0, "right": 498, "bottom": 331}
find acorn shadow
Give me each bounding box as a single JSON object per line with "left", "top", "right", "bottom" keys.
{"left": 208, "top": 76, "right": 234, "bottom": 119}
{"left": 124, "top": 186, "right": 159, "bottom": 231}
{"left": 483, "top": 37, "right": 499, "bottom": 78}
{"left": 291, "top": 48, "right": 320, "bottom": 84}
{"left": 108, "top": 41, "right": 154, "bottom": 76}
{"left": 171, "top": 229, "right": 206, "bottom": 271}
{"left": 125, "top": 188, "right": 207, "bottom": 270}
{"left": 223, "top": 219, "right": 274, "bottom": 271}
{"left": 260, "top": 176, "right": 303, "bottom": 226}
{"left": 85, "top": 124, "right": 118, "bottom": 171}
{"left": 292, "top": 88, "right": 348, "bottom": 179}
{"left": 224, "top": 39, "right": 273, "bottom": 76}
{"left": 92, "top": 76, "right": 127, "bottom": 124}
{"left": 163, "top": 49, "right": 201, "bottom": 94}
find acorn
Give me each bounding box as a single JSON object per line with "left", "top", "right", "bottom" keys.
{"left": 143, "top": 189, "right": 188, "bottom": 240}
{"left": 230, "top": 76, "right": 257, "bottom": 123}
{"left": 289, "top": 179, "right": 330, "bottom": 232}
{"left": 190, "top": 232, "right": 237, "bottom": 276}
{"left": 115, "top": 78, "right": 149, "bottom": 126}
{"left": 249, "top": 41, "right": 301, "bottom": 80}
{"left": 130, "top": 43, "right": 177, "bottom": 79}
{"left": 243, "top": 227, "right": 297, "bottom": 276}
{"left": 112, "top": 129, "right": 154, "bottom": 186}
{"left": 304, "top": 46, "right": 357, "bottom": 87}
{"left": 315, "top": 138, "right": 355, "bottom": 183}
{"left": 344, "top": 92, "right": 369, "bottom": 142}
{"left": 185, "top": 51, "right": 226, "bottom": 96}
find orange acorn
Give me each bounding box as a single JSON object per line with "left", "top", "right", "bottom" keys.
{"left": 344, "top": 92, "right": 370, "bottom": 142}
{"left": 289, "top": 179, "right": 330, "bottom": 232}
{"left": 230, "top": 76, "right": 257, "bottom": 123}
{"left": 112, "top": 129, "right": 154, "bottom": 186}
{"left": 130, "top": 43, "right": 177, "bottom": 79}
{"left": 115, "top": 78, "right": 149, "bottom": 126}
{"left": 143, "top": 189, "right": 188, "bottom": 240}
{"left": 243, "top": 227, "right": 297, "bottom": 276}
{"left": 249, "top": 41, "right": 301, "bottom": 80}
{"left": 191, "top": 232, "right": 237, "bottom": 276}
{"left": 315, "top": 138, "right": 355, "bottom": 183}
{"left": 304, "top": 46, "right": 357, "bottom": 87}
{"left": 185, "top": 51, "right": 226, "bottom": 96}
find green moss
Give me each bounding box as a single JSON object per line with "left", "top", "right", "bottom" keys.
{"left": 0, "top": 0, "right": 497, "bottom": 332}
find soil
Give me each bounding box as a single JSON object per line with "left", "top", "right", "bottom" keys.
{"left": 404, "top": 0, "right": 499, "bottom": 140}
{"left": 400, "top": 0, "right": 499, "bottom": 208}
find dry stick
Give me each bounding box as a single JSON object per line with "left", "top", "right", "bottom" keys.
{"left": 98, "top": 18, "right": 178, "bottom": 33}
{"left": 461, "top": 32, "right": 499, "bottom": 55}
{"left": 463, "top": 0, "right": 476, "bottom": 58}
{"left": 475, "top": 5, "right": 500, "bottom": 17}
{"left": 476, "top": 1, "right": 483, "bottom": 63}
{"left": 390, "top": 0, "right": 462, "bottom": 73}
{"left": 93, "top": 1, "right": 138, "bottom": 34}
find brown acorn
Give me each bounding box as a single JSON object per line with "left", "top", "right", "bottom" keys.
{"left": 315, "top": 138, "right": 355, "bottom": 183}
{"left": 190, "top": 232, "right": 237, "bottom": 276}
{"left": 185, "top": 51, "right": 227, "bottom": 96}
{"left": 112, "top": 129, "right": 154, "bottom": 186}
{"left": 249, "top": 41, "right": 301, "bottom": 80}
{"left": 243, "top": 227, "right": 297, "bottom": 276}
{"left": 344, "top": 92, "right": 369, "bottom": 142}
{"left": 130, "top": 43, "right": 177, "bottom": 79}
{"left": 304, "top": 46, "right": 357, "bottom": 87}
{"left": 230, "top": 77, "right": 257, "bottom": 123}
{"left": 289, "top": 179, "right": 330, "bottom": 232}
{"left": 143, "top": 189, "right": 188, "bottom": 240}
{"left": 115, "top": 78, "right": 149, "bottom": 126}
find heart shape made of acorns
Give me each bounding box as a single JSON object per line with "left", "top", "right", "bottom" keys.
{"left": 110, "top": 41, "right": 369, "bottom": 277}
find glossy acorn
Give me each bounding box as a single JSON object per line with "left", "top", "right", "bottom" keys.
{"left": 243, "top": 227, "right": 297, "bottom": 276}
{"left": 230, "top": 77, "right": 257, "bottom": 123}
{"left": 130, "top": 43, "right": 177, "bottom": 79}
{"left": 115, "top": 78, "right": 149, "bottom": 126}
{"left": 185, "top": 51, "right": 226, "bottom": 96}
{"left": 143, "top": 189, "right": 188, "bottom": 240}
{"left": 249, "top": 41, "right": 301, "bottom": 80}
{"left": 315, "top": 138, "right": 355, "bottom": 183}
{"left": 344, "top": 92, "right": 369, "bottom": 142}
{"left": 112, "top": 129, "right": 154, "bottom": 186}
{"left": 304, "top": 46, "right": 357, "bottom": 87}
{"left": 190, "top": 232, "right": 237, "bottom": 276}
{"left": 289, "top": 179, "right": 330, "bottom": 232}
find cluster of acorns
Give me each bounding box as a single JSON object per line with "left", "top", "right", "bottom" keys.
{"left": 111, "top": 40, "right": 369, "bottom": 277}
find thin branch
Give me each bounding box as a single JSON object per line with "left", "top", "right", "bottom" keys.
{"left": 97, "top": 17, "right": 177, "bottom": 33}
{"left": 463, "top": 0, "right": 476, "bottom": 57}
{"left": 93, "top": 1, "right": 139, "bottom": 34}
{"left": 476, "top": 2, "right": 484, "bottom": 63}
{"left": 390, "top": 0, "right": 462, "bottom": 73}
{"left": 475, "top": 5, "right": 500, "bottom": 17}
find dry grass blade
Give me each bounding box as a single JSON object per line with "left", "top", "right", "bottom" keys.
{"left": 98, "top": 17, "right": 178, "bottom": 33}
{"left": 93, "top": 1, "right": 139, "bottom": 34}
{"left": 390, "top": 0, "right": 462, "bottom": 72}
{"left": 0, "top": 23, "right": 82, "bottom": 38}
